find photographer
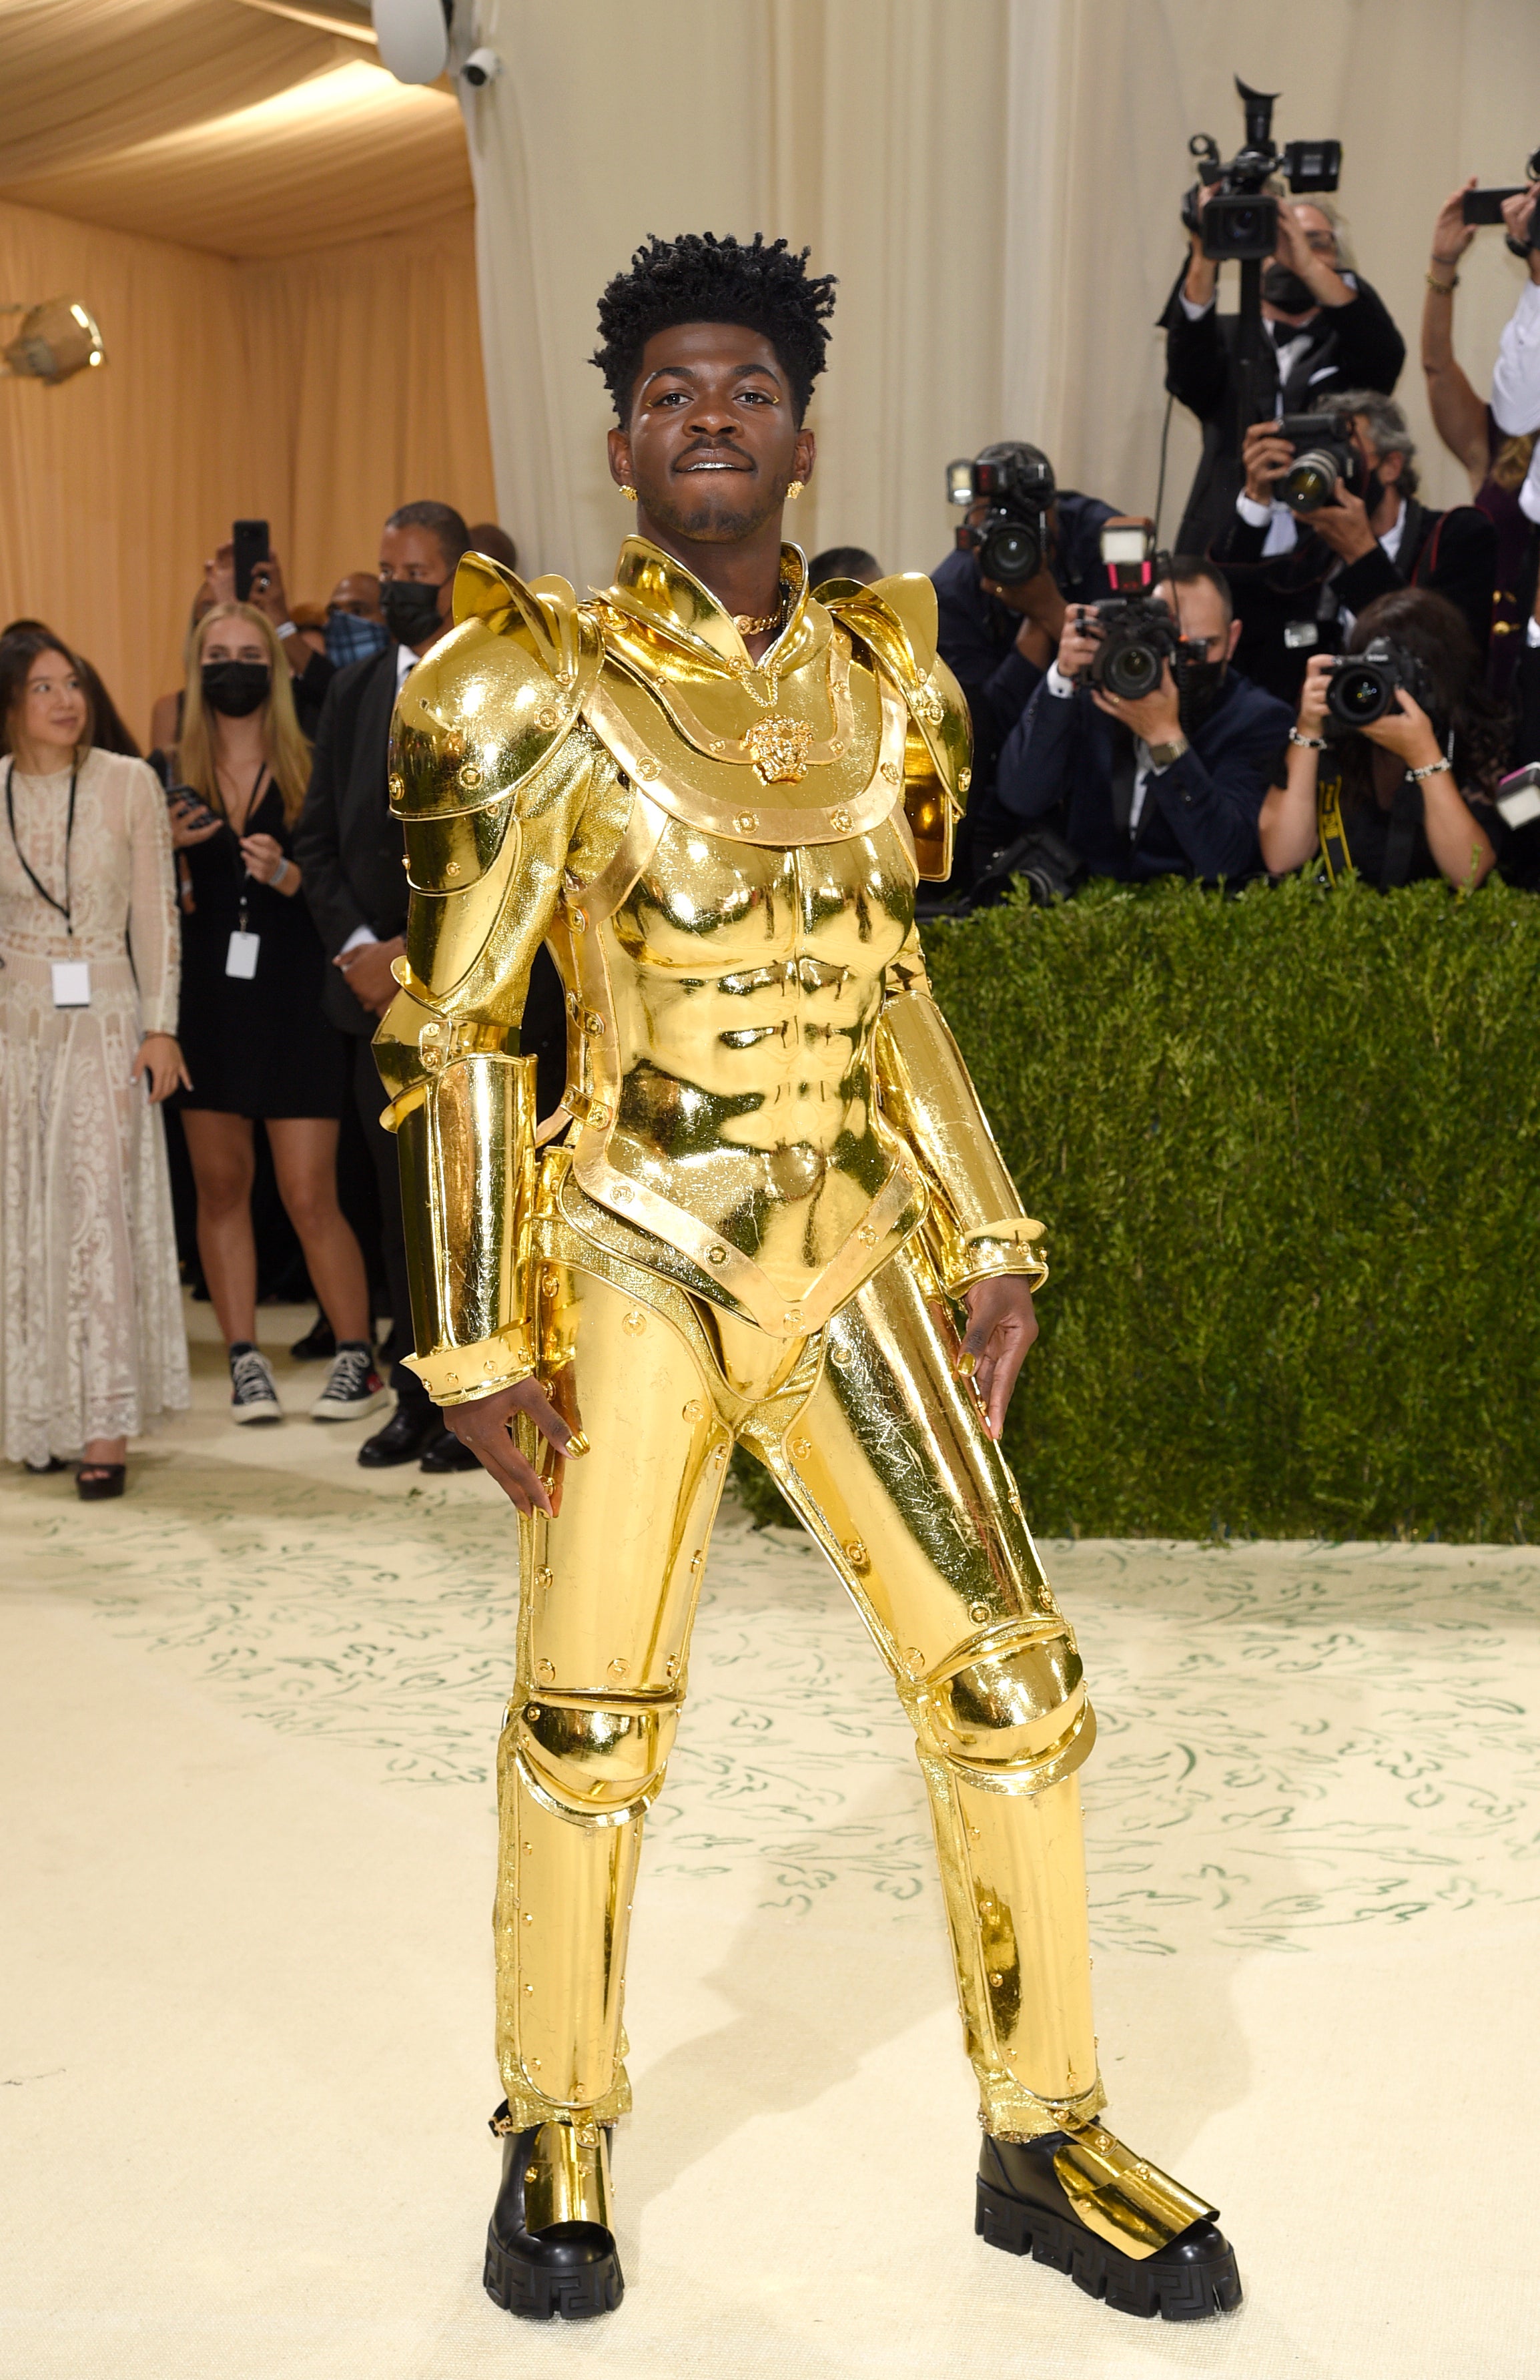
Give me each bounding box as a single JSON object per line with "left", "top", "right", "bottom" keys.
{"left": 1214, "top": 394, "right": 1495, "bottom": 707}
{"left": 1259, "top": 587, "right": 1501, "bottom": 890}
{"left": 1164, "top": 195, "right": 1405, "bottom": 555}
{"left": 989, "top": 559, "right": 1291, "bottom": 883}
{"left": 931, "top": 441, "right": 1119, "bottom": 874}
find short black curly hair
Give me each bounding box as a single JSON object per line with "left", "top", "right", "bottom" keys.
{"left": 592, "top": 232, "right": 837, "bottom": 424}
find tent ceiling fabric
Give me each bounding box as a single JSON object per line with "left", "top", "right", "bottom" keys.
{"left": 0, "top": 0, "right": 466, "bottom": 260}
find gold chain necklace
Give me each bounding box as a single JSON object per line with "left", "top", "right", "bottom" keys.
{"left": 731, "top": 601, "right": 785, "bottom": 637}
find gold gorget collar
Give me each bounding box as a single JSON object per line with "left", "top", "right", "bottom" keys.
{"left": 595, "top": 536, "right": 827, "bottom": 683}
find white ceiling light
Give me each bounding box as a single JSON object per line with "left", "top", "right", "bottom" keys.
{"left": 372, "top": 0, "right": 449, "bottom": 83}
{"left": 1, "top": 298, "right": 105, "bottom": 385}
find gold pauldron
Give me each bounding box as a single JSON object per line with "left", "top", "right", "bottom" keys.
{"left": 390, "top": 1048, "right": 539, "bottom": 1398}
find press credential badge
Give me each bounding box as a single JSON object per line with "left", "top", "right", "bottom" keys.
{"left": 51, "top": 960, "right": 91, "bottom": 1008}
{"left": 226, "top": 931, "right": 260, "bottom": 979}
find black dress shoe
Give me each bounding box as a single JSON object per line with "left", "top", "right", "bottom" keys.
{"left": 976, "top": 2130, "right": 1242, "bottom": 2321}
{"left": 289, "top": 1312, "right": 336, "bottom": 1362}
{"left": 418, "top": 1426, "right": 482, "bottom": 1473}
{"left": 484, "top": 2109, "right": 622, "bottom": 2321}
{"left": 357, "top": 1403, "right": 441, "bottom": 1468}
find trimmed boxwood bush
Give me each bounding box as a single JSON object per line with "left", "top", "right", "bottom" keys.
{"left": 733, "top": 876, "right": 1540, "bottom": 1541}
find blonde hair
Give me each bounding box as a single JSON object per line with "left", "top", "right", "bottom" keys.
{"left": 177, "top": 603, "right": 311, "bottom": 824}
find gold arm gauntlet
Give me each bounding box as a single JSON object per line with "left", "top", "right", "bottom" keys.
{"left": 875, "top": 990, "right": 1048, "bottom": 1299}
{"left": 386, "top": 1049, "right": 540, "bottom": 1405}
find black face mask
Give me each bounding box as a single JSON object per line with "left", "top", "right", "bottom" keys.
{"left": 1262, "top": 263, "right": 1317, "bottom": 318}
{"left": 201, "top": 659, "right": 270, "bottom": 717}
{"left": 380, "top": 578, "right": 446, "bottom": 647}
{"left": 1360, "top": 467, "right": 1386, "bottom": 518}
{"left": 1173, "top": 648, "right": 1227, "bottom": 733}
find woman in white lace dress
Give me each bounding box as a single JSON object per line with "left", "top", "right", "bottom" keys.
{"left": 0, "top": 631, "right": 190, "bottom": 1496}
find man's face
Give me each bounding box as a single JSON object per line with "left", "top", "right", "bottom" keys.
{"left": 1156, "top": 578, "right": 1240, "bottom": 671}
{"left": 378, "top": 526, "right": 453, "bottom": 625}
{"left": 330, "top": 571, "right": 382, "bottom": 621}
{"left": 1345, "top": 415, "right": 1402, "bottom": 494}
{"left": 1278, "top": 202, "right": 1338, "bottom": 271}
{"left": 607, "top": 322, "right": 814, "bottom": 545}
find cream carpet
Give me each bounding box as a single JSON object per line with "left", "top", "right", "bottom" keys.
{"left": 3, "top": 1299, "right": 1538, "bottom": 2379}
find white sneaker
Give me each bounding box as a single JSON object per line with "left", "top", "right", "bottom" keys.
{"left": 309, "top": 1342, "right": 389, "bottom": 1422}
{"left": 230, "top": 1345, "right": 283, "bottom": 1424}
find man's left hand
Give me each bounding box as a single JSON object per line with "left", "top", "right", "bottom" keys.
{"left": 958, "top": 1275, "right": 1039, "bottom": 1440}
{"left": 1091, "top": 659, "right": 1182, "bottom": 748}
{"left": 1311, "top": 483, "right": 1379, "bottom": 564}
{"left": 336, "top": 934, "right": 405, "bottom": 1016}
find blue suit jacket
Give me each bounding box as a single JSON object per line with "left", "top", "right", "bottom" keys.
{"left": 990, "top": 665, "right": 1292, "bottom": 883}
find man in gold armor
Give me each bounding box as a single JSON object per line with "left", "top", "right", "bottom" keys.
{"left": 376, "top": 234, "right": 1241, "bottom": 2326}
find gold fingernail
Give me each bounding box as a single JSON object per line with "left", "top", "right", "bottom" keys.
{"left": 564, "top": 1430, "right": 590, "bottom": 1459}
{"left": 956, "top": 1352, "right": 977, "bottom": 1378}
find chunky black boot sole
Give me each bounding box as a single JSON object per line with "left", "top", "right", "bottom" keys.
{"left": 976, "top": 2173, "right": 1242, "bottom": 2321}
{"left": 482, "top": 2221, "right": 622, "bottom": 2321}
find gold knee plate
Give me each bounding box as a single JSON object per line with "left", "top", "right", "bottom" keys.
{"left": 1053, "top": 2124, "right": 1218, "bottom": 2260}
{"left": 516, "top": 1693, "right": 679, "bottom": 1821}
{"left": 523, "top": 2120, "right": 615, "bottom": 2235}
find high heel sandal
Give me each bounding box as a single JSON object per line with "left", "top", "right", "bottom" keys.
{"left": 76, "top": 1463, "right": 126, "bottom": 1501}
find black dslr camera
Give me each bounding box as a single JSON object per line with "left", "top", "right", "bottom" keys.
{"left": 945, "top": 445, "right": 1056, "bottom": 585}
{"left": 1324, "top": 637, "right": 1436, "bottom": 733}
{"left": 1181, "top": 77, "right": 1340, "bottom": 260}
{"left": 1078, "top": 520, "right": 1179, "bottom": 699}
{"left": 1274, "top": 412, "right": 1360, "bottom": 513}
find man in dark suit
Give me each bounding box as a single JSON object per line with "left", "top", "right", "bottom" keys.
{"left": 988, "top": 559, "right": 1292, "bottom": 884}
{"left": 1213, "top": 395, "right": 1497, "bottom": 707}
{"left": 931, "top": 442, "right": 1120, "bottom": 889}
{"left": 296, "top": 500, "right": 480, "bottom": 1469}
{"left": 1163, "top": 196, "right": 1405, "bottom": 555}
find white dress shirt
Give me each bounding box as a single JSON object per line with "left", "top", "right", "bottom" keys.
{"left": 1042, "top": 661, "right": 1177, "bottom": 834}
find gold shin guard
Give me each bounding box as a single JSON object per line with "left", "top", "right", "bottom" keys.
{"left": 494, "top": 1229, "right": 1103, "bottom": 2141}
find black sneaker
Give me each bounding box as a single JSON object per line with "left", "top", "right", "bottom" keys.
{"left": 230, "top": 1344, "right": 283, "bottom": 1424}
{"left": 309, "top": 1342, "right": 389, "bottom": 1422}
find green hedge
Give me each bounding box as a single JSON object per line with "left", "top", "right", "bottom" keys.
{"left": 733, "top": 876, "right": 1540, "bottom": 1540}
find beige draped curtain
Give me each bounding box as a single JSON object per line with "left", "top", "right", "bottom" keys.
{"left": 462, "top": 0, "right": 1540, "bottom": 591}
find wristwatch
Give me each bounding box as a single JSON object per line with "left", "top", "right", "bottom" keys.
{"left": 1146, "top": 734, "right": 1188, "bottom": 769}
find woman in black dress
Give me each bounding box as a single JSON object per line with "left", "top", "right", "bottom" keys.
{"left": 172, "top": 603, "right": 384, "bottom": 1426}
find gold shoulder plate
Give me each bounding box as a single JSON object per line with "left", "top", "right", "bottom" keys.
{"left": 390, "top": 557, "right": 602, "bottom": 823}
{"left": 817, "top": 575, "right": 972, "bottom": 816}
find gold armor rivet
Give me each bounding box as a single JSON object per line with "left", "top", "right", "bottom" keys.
{"left": 970, "top": 1602, "right": 990, "bottom": 1625}
{"left": 830, "top": 741, "right": 845, "bottom": 757}
{"left": 526, "top": 1705, "right": 542, "bottom": 1719}
{"left": 713, "top": 1446, "right": 727, "bottom": 1467}
{"left": 531, "top": 2060, "right": 541, "bottom": 2070}
{"left": 536, "top": 705, "right": 559, "bottom": 729}
{"left": 990, "top": 1972, "right": 1003, "bottom": 1986}
{"left": 522, "top": 1912, "right": 534, "bottom": 1924}
{"left": 613, "top": 1183, "right": 634, "bottom": 1201}
{"left": 388, "top": 773, "right": 404, "bottom": 797}
{"left": 665, "top": 1657, "right": 679, "bottom": 1677}
{"left": 542, "top": 1271, "right": 559, "bottom": 1291}
{"left": 734, "top": 811, "right": 759, "bottom": 833}
{"left": 458, "top": 762, "right": 482, "bottom": 788}
{"left": 857, "top": 1223, "right": 877, "bottom": 1247}
{"left": 623, "top": 1309, "right": 646, "bottom": 1335}
{"left": 524, "top": 1982, "right": 534, "bottom": 1994}
{"left": 845, "top": 1540, "right": 868, "bottom": 1568}
{"left": 609, "top": 1657, "right": 629, "bottom": 1679}
{"left": 905, "top": 1647, "right": 925, "bottom": 1674}
{"left": 400, "top": 854, "right": 410, "bottom": 870}
{"left": 584, "top": 1013, "right": 605, "bottom": 1036}
{"left": 829, "top": 806, "right": 851, "bottom": 832}
{"left": 881, "top": 760, "right": 899, "bottom": 783}
{"left": 783, "top": 1309, "right": 801, "bottom": 1329}
{"left": 683, "top": 1399, "right": 704, "bottom": 1422}
{"left": 445, "top": 861, "right": 460, "bottom": 877}
{"left": 566, "top": 992, "right": 581, "bottom": 1018}
{"left": 959, "top": 767, "right": 973, "bottom": 792}
{"left": 789, "top": 1436, "right": 811, "bottom": 1459}
{"left": 570, "top": 907, "right": 587, "bottom": 932}
{"left": 707, "top": 1245, "right": 727, "bottom": 1264}
{"left": 535, "top": 1569, "right": 553, "bottom": 1592}
{"left": 535, "top": 1657, "right": 554, "bottom": 1683}
{"left": 689, "top": 1553, "right": 703, "bottom": 1572}
{"left": 522, "top": 1841, "right": 534, "bottom": 1854}
{"left": 589, "top": 1103, "right": 610, "bottom": 1127}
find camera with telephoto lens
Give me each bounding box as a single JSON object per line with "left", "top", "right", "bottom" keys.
{"left": 945, "top": 445, "right": 1056, "bottom": 585}
{"left": 1324, "top": 637, "right": 1436, "bottom": 734}
{"left": 1180, "top": 78, "right": 1341, "bottom": 261}
{"left": 1077, "top": 518, "right": 1180, "bottom": 699}
{"left": 1273, "top": 411, "right": 1360, "bottom": 513}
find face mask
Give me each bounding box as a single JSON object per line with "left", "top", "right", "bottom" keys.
{"left": 380, "top": 578, "right": 446, "bottom": 647}
{"left": 200, "top": 659, "right": 270, "bottom": 717}
{"left": 1360, "top": 467, "right": 1386, "bottom": 517}
{"left": 1261, "top": 263, "right": 1316, "bottom": 318}
{"left": 326, "top": 611, "right": 391, "bottom": 668}
{"left": 1173, "top": 649, "right": 1226, "bottom": 733}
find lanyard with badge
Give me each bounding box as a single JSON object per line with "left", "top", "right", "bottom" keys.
{"left": 223, "top": 765, "right": 268, "bottom": 980}
{"left": 5, "top": 756, "right": 90, "bottom": 1007}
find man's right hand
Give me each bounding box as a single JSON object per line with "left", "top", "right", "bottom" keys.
{"left": 1296, "top": 651, "right": 1334, "bottom": 740}
{"left": 335, "top": 934, "right": 405, "bottom": 1016}
{"left": 1055, "top": 606, "right": 1102, "bottom": 681}
{"left": 444, "top": 1375, "right": 587, "bottom": 1516}
{"left": 1240, "top": 420, "right": 1294, "bottom": 507}
{"left": 1501, "top": 181, "right": 1540, "bottom": 280}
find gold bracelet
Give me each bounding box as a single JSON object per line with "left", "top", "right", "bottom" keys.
{"left": 1425, "top": 270, "right": 1459, "bottom": 294}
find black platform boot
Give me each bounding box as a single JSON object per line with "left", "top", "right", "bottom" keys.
{"left": 482, "top": 2104, "right": 623, "bottom": 2321}
{"left": 976, "top": 2124, "right": 1242, "bottom": 2321}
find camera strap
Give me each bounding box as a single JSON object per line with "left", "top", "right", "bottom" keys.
{"left": 1316, "top": 768, "right": 1351, "bottom": 884}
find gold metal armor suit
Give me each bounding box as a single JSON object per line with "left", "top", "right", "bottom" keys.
{"left": 374, "top": 539, "right": 1214, "bottom": 2251}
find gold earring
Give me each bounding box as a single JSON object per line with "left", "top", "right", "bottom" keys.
{"left": 785, "top": 479, "right": 804, "bottom": 501}
{"left": 620, "top": 484, "right": 638, "bottom": 502}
